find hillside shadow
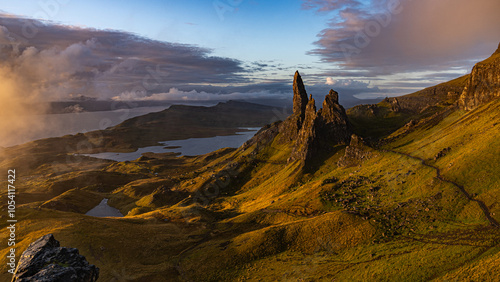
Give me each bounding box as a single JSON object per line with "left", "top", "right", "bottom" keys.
{"left": 305, "top": 145, "right": 345, "bottom": 173}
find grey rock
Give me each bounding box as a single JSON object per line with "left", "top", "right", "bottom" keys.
{"left": 338, "top": 134, "right": 372, "bottom": 167}
{"left": 12, "top": 234, "right": 99, "bottom": 282}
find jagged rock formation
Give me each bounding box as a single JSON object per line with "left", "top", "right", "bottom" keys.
{"left": 391, "top": 98, "right": 401, "bottom": 113}
{"left": 244, "top": 71, "right": 351, "bottom": 166}
{"left": 459, "top": 43, "right": 500, "bottom": 110}
{"left": 317, "top": 90, "right": 351, "bottom": 144}
{"left": 12, "top": 234, "right": 99, "bottom": 282}
{"left": 278, "top": 72, "right": 351, "bottom": 164}
{"left": 337, "top": 134, "right": 372, "bottom": 167}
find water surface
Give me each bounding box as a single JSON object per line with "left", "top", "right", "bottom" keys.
{"left": 85, "top": 198, "right": 124, "bottom": 217}
{"left": 82, "top": 128, "right": 260, "bottom": 162}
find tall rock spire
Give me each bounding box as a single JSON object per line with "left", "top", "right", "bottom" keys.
{"left": 292, "top": 71, "right": 309, "bottom": 119}
{"left": 279, "top": 71, "right": 310, "bottom": 142}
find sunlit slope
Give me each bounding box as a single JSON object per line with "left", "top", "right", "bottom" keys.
{"left": 388, "top": 99, "right": 500, "bottom": 224}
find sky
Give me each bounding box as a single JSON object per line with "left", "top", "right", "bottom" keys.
{"left": 0, "top": 0, "right": 499, "bottom": 106}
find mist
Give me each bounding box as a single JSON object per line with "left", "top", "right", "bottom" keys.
{"left": 0, "top": 65, "right": 51, "bottom": 147}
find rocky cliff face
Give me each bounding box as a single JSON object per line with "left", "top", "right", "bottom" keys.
{"left": 278, "top": 72, "right": 351, "bottom": 165}
{"left": 12, "top": 234, "right": 99, "bottom": 282}
{"left": 459, "top": 43, "right": 500, "bottom": 110}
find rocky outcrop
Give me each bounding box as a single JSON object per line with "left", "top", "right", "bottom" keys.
{"left": 317, "top": 90, "right": 351, "bottom": 145}
{"left": 248, "top": 71, "right": 351, "bottom": 166}
{"left": 459, "top": 43, "right": 500, "bottom": 110}
{"left": 391, "top": 98, "right": 401, "bottom": 113}
{"left": 278, "top": 72, "right": 351, "bottom": 165}
{"left": 12, "top": 234, "right": 99, "bottom": 282}
{"left": 337, "top": 135, "right": 372, "bottom": 167}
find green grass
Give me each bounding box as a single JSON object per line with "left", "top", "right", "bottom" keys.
{"left": 388, "top": 99, "right": 500, "bottom": 223}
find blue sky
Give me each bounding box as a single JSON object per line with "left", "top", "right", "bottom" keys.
{"left": 0, "top": 0, "right": 327, "bottom": 66}
{"left": 0, "top": 0, "right": 499, "bottom": 104}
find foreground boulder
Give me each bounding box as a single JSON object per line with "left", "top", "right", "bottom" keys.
{"left": 11, "top": 234, "right": 99, "bottom": 282}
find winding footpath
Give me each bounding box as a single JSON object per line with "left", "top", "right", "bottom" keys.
{"left": 385, "top": 149, "right": 500, "bottom": 228}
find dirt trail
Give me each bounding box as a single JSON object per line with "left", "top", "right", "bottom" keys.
{"left": 386, "top": 149, "right": 499, "bottom": 228}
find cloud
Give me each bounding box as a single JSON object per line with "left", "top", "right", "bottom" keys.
{"left": 302, "top": 0, "right": 362, "bottom": 12}
{"left": 0, "top": 14, "right": 248, "bottom": 102}
{"left": 306, "top": 0, "right": 500, "bottom": 74}
{"left": 13, "top": 39, "right": 100, "bottom": 100}
{"left": 111, "top": 87, "right": 287, "bottom": 102}
{"left": 325, "top": 77, "right": 335, "bottom": 85}
{"left": 310, "top": 78, "right": 381, "bottom": 98}
{"left": 324, "top": 77, "right": 371, "bottom": 88}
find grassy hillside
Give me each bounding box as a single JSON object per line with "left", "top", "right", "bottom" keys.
{"left": 2, "top": 96, "right": 499, "bottom": 281}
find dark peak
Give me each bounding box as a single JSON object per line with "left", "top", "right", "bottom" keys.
{"left": 496, "top": 42, "right": 500, "bottom": 54}
{"left": 322, "top": 90, "right": 342, "bottom": 118}
{"left": 323, "top": 90, "right": 339, "bottom": 110}
{"left": 293, "top": 71, "right": 309, "bottom": 117}
{"left": 326, "top": 89, "right": 339, "bottom": 104}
